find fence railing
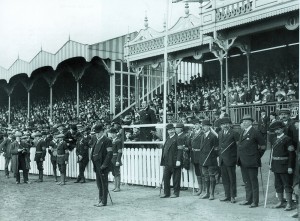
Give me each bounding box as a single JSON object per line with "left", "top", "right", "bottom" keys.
{"left": 0, "top": 147, "right": 199, "bottom": 189}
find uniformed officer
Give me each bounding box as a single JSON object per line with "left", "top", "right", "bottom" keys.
{"left": 199, "top": 120, "right": 219, "bottom": 200}
{"left": 238, "top": 114, "right": 266, "bottom": 208}
{"left": 189, "top": 118, "right": 205, "bottom": 196}
{"left": 91, "top": 124, "right": 113, "bottom": 207}
{"left": 56, "top": 134, "right": 69, "bottom": 185}
{"left": 218, "top": 117, "right": 239, "bottom": 203}
{"left": 34, "top": 132, "right": 46, "bottom": 182}
{"left": 138, "top": 101, "right": 157, "bottom": 141}
{"left": 108, "top": 128, "right": 123, "bottom": 192}
{"left": 47, "top": 133, "right": 58, "bottom": 182}
{"left": 75, "top": 127, "right": 91, "bottom": 183}
{"left": 258, "top": 109, "right": 268, "bottom": 143}
{"left": 269, "top": 121, "right": 295, "bottom": 211}
{"left": 160, "top": 123, "right": 183, "bottom": 198}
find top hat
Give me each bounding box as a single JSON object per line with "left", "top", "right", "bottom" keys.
{"left": 202, "top": 120, "right": 211, "bottom": 126}
{"left": 220, "top": 117, "right": 232, "bottom": 125}
{"left": 94, "top": 124, "right": 103, "bottom": 133}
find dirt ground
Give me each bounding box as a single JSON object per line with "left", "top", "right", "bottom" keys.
{"left": 0, "top": 150, "right": 298, "bottom": 221}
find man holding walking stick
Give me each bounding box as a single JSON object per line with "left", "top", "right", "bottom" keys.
{"left": 91, "top": 124, "right": 113, "bottom": 207}
{"left": 237, "top": 115, "right": 266, "bottom": 208}
{"left": 218, "top": 117, "right": 239, "bottom": 203}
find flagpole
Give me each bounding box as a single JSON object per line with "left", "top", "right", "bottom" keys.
{"left": 163, "top": 0, "right": 169, "bottom": 143}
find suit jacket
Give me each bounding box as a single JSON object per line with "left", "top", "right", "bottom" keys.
{"left": 258, "top": 116, "right": 268, "bottom": 135}
{"left": 76, "top": 135, "right": 91, "bottom": 162}
{"left": 10, "top": 141, "right": 30, "bottom": 173}
{"left": 199, "top": 132, "right": 218, "bottom": 166}
{"left": 237, "top": 127, "right": 266, "bottom": 167}
{"left": 0, "top": 138, "right": 12, "bottom": 159}
{"left": 56, "top": 141, "right": 69, "bottom": 164}
{"left": 160, "top": 134, "right": 182, "bottom": 168}
{"left": 189, "top": 130, "right": 203, "bottom": 164}
{"left": 271, "top": 134, "right": 295, "bottom": 173}
{"left": 218, "top": 128, "right": 239, "bottom": 167}
{"left": 91, "top": 135, "right": 113, "bottom": 172}
{"left": 177, "top": 132, "right": 190, "bottom": 170}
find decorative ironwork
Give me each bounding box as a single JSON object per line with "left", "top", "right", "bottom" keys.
{"left": 216, "top": 0, "right": 253, "bottom": 21}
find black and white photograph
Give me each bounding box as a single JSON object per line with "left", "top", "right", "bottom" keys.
{"left": 0, "top": 0, "right": 299, "bottom": 220}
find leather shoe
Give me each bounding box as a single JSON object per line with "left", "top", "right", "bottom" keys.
{"left": 220, "top": 197, "right": 230, "bottom": 202}
{"left": 239, "top": 201, "right": 251, "bottom": 205}
{"left": 160, "top": 194, "right": 170, "bottom": 198}
{"left": 231, "top": 197, "right": 236, "bottom": 203}
{"left": 170, "top": 194, "right": 179, "bottom": 198}
{"left": 94, "top": 203, "right": 106, "bottom": 207}
{"left": 24, "top": 181, "right": 30, "bottom": 184}
{"left": 249, "top": 203, "right": 258, "bottom": 208}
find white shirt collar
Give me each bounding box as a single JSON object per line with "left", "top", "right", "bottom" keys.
{"left": 204, "top": 131, "right": 210, "bottom": 137}
{"left": 277, "top": 133, "right": 284, "bottom": 139}
{"left": 169, "top": 134, "right": 176, "bottom": 139}
{"left": 244, "top": 125, "right": 252, "bottom": 134}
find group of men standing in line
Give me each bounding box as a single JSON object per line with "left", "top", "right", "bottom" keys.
{"left": 0, "top": 123, "right": 123, "bottom": 207}
{"left": 160, "top": 108, "right": 298, "bottom": 216}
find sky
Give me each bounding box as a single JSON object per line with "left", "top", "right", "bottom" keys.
{"left": 0, "top": 0, "right": 200, "bottom": 69}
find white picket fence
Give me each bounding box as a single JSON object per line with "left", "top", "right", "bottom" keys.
{"left": 0, "top": 148, "right": 199, "bottom": 188}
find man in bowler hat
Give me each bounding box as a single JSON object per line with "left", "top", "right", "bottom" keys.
{"left": 238, "top": 114, "right": 266, "bottom": 208}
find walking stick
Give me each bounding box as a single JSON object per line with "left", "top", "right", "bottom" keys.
{"left": 159, "top": 174, "right": 164, "bottom": 196}
{"left": 191, "top": 164, "right": 195, "bottom": 195}
{"left": 260, "top": 167, "right": 265, "bottom": 197}
{"left": 264, "top": 147, "right": 273, "bottom": 208}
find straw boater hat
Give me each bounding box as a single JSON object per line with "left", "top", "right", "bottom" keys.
{"left": 15, "top": 131, "right": 22, "bottom": 137}
{"left": 279, "top": 108, "right": 290, "bottom": 115}
{"left": 176, "top": 123, "right": 184, "bottom": 128}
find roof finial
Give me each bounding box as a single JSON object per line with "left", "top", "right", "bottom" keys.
{"left": 41, "top": 44, "right": 43, "bottom": 51}
{"left": 127, "top": 26, "right": 130, "bottom": 42}
{"left": 144, "top": 11, "right": 148, "bottom": 29}
{"left": 18, "top": 53, "right": 19, "bottom": 60}
{"left": 184, "top": 0, "right": 189, "bottom": 17}
{"left": 69, "top": 34, "right": 71, "bottom": 41}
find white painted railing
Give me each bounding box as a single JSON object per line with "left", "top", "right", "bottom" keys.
{"left": 0, "top": 147, "right": 199, "bottom": 188}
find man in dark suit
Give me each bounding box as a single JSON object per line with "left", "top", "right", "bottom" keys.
{"left": 189, "top": 118, "right": 205, "bottom": 196}
{"left": 160, "top": 123, "right": 183, "bottom": 198}
{"left": 269, "top": 121, "right": 295, "bottom": 211}
{"left": 257, "top": 109, "right": 268, "bottom": 143}
{"left": 91, "top": 124, "right": 113, "bottom": 207}
{"left": 138, "top": 101, "right": 157, "bottom": 141}
{"left": 199, "top": 120, "right": 219, "bottom": 200}
{"left": 0, "top": 133, "right": 12, "bottom": 178}
{"left": 238, "top": 114, "right": 266, "bottom": 208}
{"left": 218, "top": 117, "right": 239, "bottom": 203}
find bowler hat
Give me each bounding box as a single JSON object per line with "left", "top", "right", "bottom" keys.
{"left": 279, "top": 108, "right": 290, "bottom": 115}
{"left": 241, "top": 114, "right": 254, "bottom": 122}
{"left": 202, "top": 120, "right": 211, "bottom": 126}
{"left": 220, "top": 117, "right": 231, "bottom": 125}
{"left": 94, "top": 124, "right": 103, "bottom": 133}
{"left": 269, "top": 121, "right": 285, "bottom": 132}
{"left": 166, "top": 124, "right": 174, "bottom": 130}
{"left": 176, "top": 123, "right": 184, "bottom": 128}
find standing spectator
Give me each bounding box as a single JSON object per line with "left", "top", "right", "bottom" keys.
{"left": 199, "top": 120, "right": 219, "bottom": 200}
{"left": 218, "top": 117, "right": 239, "bottom": 203}
{"left": 56, "top": 134, "right": 69, "bottom": 186}
{"left": 269, "top": 121, "right": 295, "bottom": 211}
{"left": 138, "top": 101, "right": 157, "bottom": 141}
{"left": 91, "top": 124, "right": 113, "bottom": 207}
{"left": 108, "top": 128, "right": 123, "bottom": 192}
{"left": 10, "top": 131, "right": 30, "bottom": 184}
{"left": 160, "top": 124, "right": 183, "bottom": 198}
{"left": 47, "top": 135, "right": 58, "bottom": 182}
{"left": 238, "top": 115, "right": 266, "bottom": 208}
{"left": 34, "top": 132, "right": 46, "bottom": 182}
{"left": 74, "top": 127, "right": 91, "bottom": 183}
{"left": 0, "top": 133, "right": 12, "bottom": 178}
{"left": 257, "top": 109, "right": 268, "bottom": 143}
{"left": 189, "top": 119, "right": 205, "bottom": 196}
